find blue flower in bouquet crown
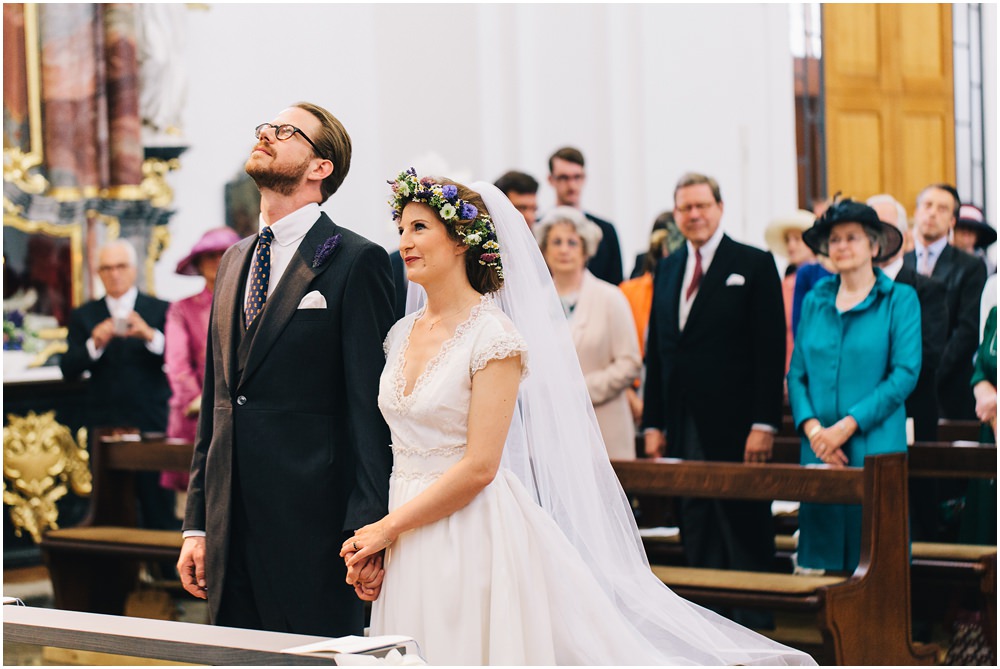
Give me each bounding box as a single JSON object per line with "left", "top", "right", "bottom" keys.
{"left": 388, "top": 168, "right": 503, "bottom": 279}
{"left": 312, "top": 233, "right": 342, "bottom": 268}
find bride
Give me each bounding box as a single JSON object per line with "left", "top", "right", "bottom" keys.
{"left": 341, "top": 169, "right": 814, "bottom": 665}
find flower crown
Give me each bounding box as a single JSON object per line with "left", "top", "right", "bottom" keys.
{"left": 388, "top": 168, "right": 503, "bottom": 279}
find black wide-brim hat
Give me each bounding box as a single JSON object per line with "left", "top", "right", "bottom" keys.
{"left": 802, "top": 198, "right": 903, "bottom": 263}
{"left": 956, "top": 204, "right": 997, "bottom": 249}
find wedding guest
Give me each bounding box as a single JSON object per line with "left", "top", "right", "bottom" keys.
{"left": 547, "top": 147, "right": 623, "bottom": 284}
{"left": 788, "top": 199, "right": 921, "bottom": 573}
{"left": 160, "top": 227, "right": 241, "bottom": 503}
{"left": 535, "top": 206, "right": 641, "bottom": 459}
{"left": 643, "top": 172, "right": 786, "bottom": 629}
{"left": 905, "top": 184, "right": 987, "bottom": 419}
{"left": 960, "top": 305, "right": 996, "bottom": 545}
{"left": 953, "top": 204, "right": 997, "bottom": 275}
{"left": 870, "top": 193, "right": 949, "bottom": 541}
{"left": 494, "top": 170, "right": 538, "bottom": 229}
{"left": 60, "top": 239, "right": 176, "bottom": 530}
{"left": 763, "top": 209, "right": 816, "bottom": 372}
{"left": 628, "top": 211, "right": 684, "bottom": 279}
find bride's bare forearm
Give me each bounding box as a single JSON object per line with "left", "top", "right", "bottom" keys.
{"left": 382, "top": 458, "right": 497, "bottom": 538}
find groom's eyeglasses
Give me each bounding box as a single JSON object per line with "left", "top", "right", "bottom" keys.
{"left": 254, "top": 123, "right": 328, "bottom": 160}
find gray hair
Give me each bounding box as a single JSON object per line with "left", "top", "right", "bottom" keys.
{"left": 866, "top": 194, "right": 908, "bottom": 234}
{"left": 100, "top": 239, "right": 138, "bottom": 267}
{"left": 534, "top": 206, "right": 604, "bottom": 259}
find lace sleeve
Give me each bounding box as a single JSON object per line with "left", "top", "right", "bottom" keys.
{"left": 470, "top": 331, "right": 529, "bottom": 380}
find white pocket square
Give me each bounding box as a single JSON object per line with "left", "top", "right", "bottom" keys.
{"left": 725, "top": 273, "right": 746, "bottom": 286}
{"left": 297, "top": 291, "right": 327, "bottom": 309}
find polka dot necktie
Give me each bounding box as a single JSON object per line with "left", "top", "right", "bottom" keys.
{"left": 245, "top": 226, "right": 274, "bottom": 328}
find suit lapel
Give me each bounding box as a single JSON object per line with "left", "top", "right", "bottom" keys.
{"left": 660, "top": 247, "right": 686, "bottom": 336}
{"left": 238, "top": 213, "right": 339, "bottom": 388}
{"left": 216, "top": 236, "right": 257, "bottom": 392}
{"left": 931, "top": 244, "right": 954, "bottom": 282}
{"left": 683, "top": 235, "right": 732, "bottom": 332}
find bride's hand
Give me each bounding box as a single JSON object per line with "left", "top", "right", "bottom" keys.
{"left": 341, "top": 521, "right": 396, "bottom": 567}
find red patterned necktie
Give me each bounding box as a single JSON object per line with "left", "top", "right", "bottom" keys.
{"left": 686, "top": 249, "right": 703, "bottom": 301}
{"left": 245, "top": 226, "right": 274, "bottom": 328}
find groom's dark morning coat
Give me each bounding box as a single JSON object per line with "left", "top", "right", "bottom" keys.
{"left": 184, "top": 213, "right": 394, "bottom": 635}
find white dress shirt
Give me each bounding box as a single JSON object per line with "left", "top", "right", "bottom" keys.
{"left": 914, "top": 236, "right": 948, "bottom": 276}
{"left": 243, "top": 202, "right": 320, "bottom": 312}
{"left": 881, "top": 257, "right": 904, "bottom": 281}
{"left": 679, "top": 225, "right": 724, "bottom": 331}
{"left": 86, "top": 286, "right": 165, "bottom": 359}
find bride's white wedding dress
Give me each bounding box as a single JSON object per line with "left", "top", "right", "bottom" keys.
{"left": 369, "top": 296, "right": 811, "bottom": 665}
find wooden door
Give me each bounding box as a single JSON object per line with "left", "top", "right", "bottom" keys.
{"left": 824, "top": 4, "right": 955, "bottom": 214}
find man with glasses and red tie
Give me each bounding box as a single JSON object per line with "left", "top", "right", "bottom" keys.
{"left": 642, "top": 172, "right": 786, "bottom": 629}
{"left": 547, "top": 147, "right": 624, "bottom": 284}
{"left": 178, "top": 102, "right": 395, "bottom": 636}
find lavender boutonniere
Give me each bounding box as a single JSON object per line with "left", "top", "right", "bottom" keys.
{"left": 312, "top": 234, "right": 342, "bottom": 268}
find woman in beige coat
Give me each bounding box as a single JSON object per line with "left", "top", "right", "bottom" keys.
{"left": 536, "top": 207, "right": 642, "bottom": 459}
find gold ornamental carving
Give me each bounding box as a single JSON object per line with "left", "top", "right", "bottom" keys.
{"left": 145, "top": 224, "right": 171, "bottom": 295}
{"left": 140, "top": 157, "right": 181, "bottom": 208}
{"left": 3, "top": 147, "right": 48, "bottom": 194}
{"left": 3, "top": 411, "right": 92, "bottom": 544}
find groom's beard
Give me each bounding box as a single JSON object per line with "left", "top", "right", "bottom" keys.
{"left": 245, "top": 154, "right": 311, "bottom": 196}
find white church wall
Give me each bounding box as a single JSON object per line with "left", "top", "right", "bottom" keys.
{"left": 158, "top": 3, "right": 798, "bottom": 299}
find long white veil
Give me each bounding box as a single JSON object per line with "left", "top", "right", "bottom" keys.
{"left": 411, "top": 181, "right": 813, "bottom": 665}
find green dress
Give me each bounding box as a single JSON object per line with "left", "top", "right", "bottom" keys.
{"left": 958, "top": 306, "right": 996, "bottom": 545}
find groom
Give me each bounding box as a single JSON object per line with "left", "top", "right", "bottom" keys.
{"left": 178, "top": 102, "right": 394, "bottom": 635}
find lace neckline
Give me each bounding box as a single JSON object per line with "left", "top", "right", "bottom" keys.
{"left": 394, "top": 295, "right": 492, "bottom": 405}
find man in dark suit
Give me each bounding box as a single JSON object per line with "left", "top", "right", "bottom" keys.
{"left": 870, "top": 194, "right": 949, "bottom": 541}
{"left": 904, "top": 184, "right": 987, "bottom": 420}
{"left": 61, "top": 239, "right": 176, "bottom": 530}
{"left": 547, "top": 147, "right": 623, "bottom": 284}
{"left": 642, "top": 172, "right": 785, "bottom": 628}
{"left": 494, "top": 170, "right": 538, "bottom": 230}
{"left": 178, "top": 102, "right": 394, "bottom": 636}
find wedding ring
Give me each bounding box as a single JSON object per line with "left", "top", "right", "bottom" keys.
{"left": 353, "top": 541, "right": 359, "bottom": 551}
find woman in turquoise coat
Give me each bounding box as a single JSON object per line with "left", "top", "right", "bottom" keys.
{"left": 788, "top": 199, "right": 922, "bottom": 572}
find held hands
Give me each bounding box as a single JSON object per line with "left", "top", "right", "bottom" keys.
{"left": 177, "top": 536, "right": 207, "bottom": 599}
{"left": 341, "top": 521, "right": 396, "bottom": 567}
{"left": 343, "top": 551, "right": 385, "bottom": 601}
{"left": 805, "top": 417, "right": 854, "bottom": 467}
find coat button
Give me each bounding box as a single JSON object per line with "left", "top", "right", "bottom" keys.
{"left": 236, "top": 395, "right": 247, "bottom": 406}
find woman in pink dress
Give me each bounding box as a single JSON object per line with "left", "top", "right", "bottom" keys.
{"left": 160, "top": 228, "right": 240, "bottom": 500}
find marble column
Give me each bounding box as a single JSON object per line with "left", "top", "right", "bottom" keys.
{"left": 38, "top": 4, "right": 101, "bottom": 192}
{"left": 103, "top": 4, "right": 142, "bottom": 187}
{"left": 3, "top": 4, "right": 30, "bottom": 152}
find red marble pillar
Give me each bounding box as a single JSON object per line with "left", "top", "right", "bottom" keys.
{"left": 103, "top": 4, "right": 142, "bottom": 187}
{"left": 3, "top": 4, "right": 30, "bottom": 152}
{"left": 38, "top": 3, "right": 102, "bottom": 192}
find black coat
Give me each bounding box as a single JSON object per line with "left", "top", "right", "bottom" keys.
{"left": 894, "top": 265, "right": 949, "bottom": 440}
{"left": 184, "top": 213, "right": 395, "bottom": 636}
{"left": 585, "top": 213, "right": 624, "bottom": 285}
{"left": 60, "top": 293, "right": 171, "bottom": 432}
{"left": 904, "top": 245, "right": 987, "bottom": 419}
{"left": 643, "top": 235, "right": 786, "bottom": 460}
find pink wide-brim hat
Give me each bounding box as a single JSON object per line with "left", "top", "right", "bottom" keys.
{"left": 175, "top": 227, "right": 242, "bottom": 276}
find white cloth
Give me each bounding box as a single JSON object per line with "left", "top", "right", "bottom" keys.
{"left": 87, "top": 286, "right": 165, "bottom": 359}
{"left": 882, "top": 256, "right": 904, "bottom": 281}
{"left": 372, "top": 182, "right": 813, "bottom": 666}
{"left": 243, "top": 203, "right": 319, "bottom": 311}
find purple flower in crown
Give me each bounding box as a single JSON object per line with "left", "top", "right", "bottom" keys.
{"left": 460, "top": 202, "right": 478, "bottom": 220}
{"left": 479, "top": 253, "right": 499, "bottom": 263}
{"left": 441, "top": 184, "right": 458, "bottom": 201}
{"left": 312, "top": 233, "right": 342, "bottom": 268}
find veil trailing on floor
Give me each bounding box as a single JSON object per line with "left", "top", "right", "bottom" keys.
{"left": 409, "top": 180, "right": 813, "bottom": 665}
